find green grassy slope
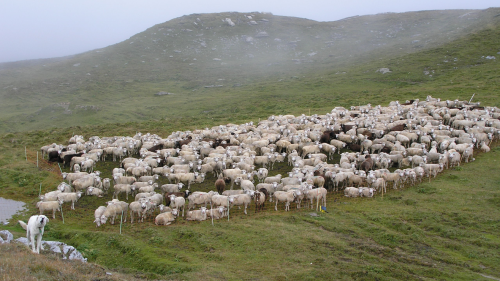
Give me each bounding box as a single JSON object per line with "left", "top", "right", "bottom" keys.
{"left": 0, "top": 8, "right": 499, "bottom": 133}
{"left": 1, "top": 8, "right": 500, "bottom": 281}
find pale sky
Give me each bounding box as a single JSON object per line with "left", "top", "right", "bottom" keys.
{"left": 0, "top": 0, "right": 498, "bottom": 63}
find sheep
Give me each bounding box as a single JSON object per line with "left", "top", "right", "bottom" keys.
{"left": 94, "top": 206, "right": 107, "bottom": 227}
{"left": 367, "top": 177, "right": 386, "bottom": 193}
{"left": 113, "top": 184, "right": 134, "bottom": 200}
{"left": 160, "top": 183, "right": 184, "bottom": 195}
{"left": 39, "top": 190, "right": 62, "bottom": 202}
{"left": 187, "top": 191, "right": 217, "bottom": 211}
{"left": 138, "top": 183, "right": 159, "bottom": 194}
{"left": 85, "top": 186, "right": 103, "bottom": 197}
{"left": 129, "top": 201, "right": 149, "bottom": 223}
{"left": 273, "top": 190, "right": 296, "bottom": 211}
{"left": 222, "top": 189, "right": 245, "bottom": 196}
{"left": 234, "top": 176, "right": 255, "bottom": 191}
{"left": 137, "top": 174, "right": 159, "bottom": 183}
{"left": 135, "top": 191, "right": 155, "bottom": 201}
{"left": 256, "top": 168, "right": 269, "bottom": 183}
{"left": 344, "top": 187, "right": 362, "bottom": 198}
{"left": 256, "top": 182, "right": 278, "bottom": 202}
{"left": 264, "top": 174, "right": 282, "bottom": 184}
{"left": 228, "top": 192, "right": 253, "bottom": 215}
{"left": 304, "top": 187, "right": 327, "bottom": 211}
{"left": 113, "top": 175, "right": 136, "bottom": 185}
{"left": 206, "top": 206, "right": 227, "bottom": 220}
{"left": 98, "top": 178, "right": 110, "bottom": 195}
{"left": 101, "top": 200, "right": 128, "bottom": 225}
{"left": 164, "top": 190, "right": 190, "bottom": 207}
{"left": 73, "top": 175, "right": 100, "bottom": 193}
{"left": 155, "top": 209, "right": 179, "bottom": 225}
{"left": 253, "top": 155, "right": 271, "bottom": 168}
{"left": 186, "top": 207, "right": 208, "bottom": 221}
{"left": 254, "top": 191, "right": 266, "bottom": 212}
{"left": 169, "top": 195, "right": 186, "bottom": 217}
{"left": 359, "top": 187, "right": 376, "bottom": 197}
{"left": 211, "top": 194, "right": 232, "bottom": 209}
{"left": 62, "top": 172, "right": 89, "bottom": 185}
{"left": 215, "top": 178, "right": 227, "bottom": 194}
{"left": 382, "top": 170, "right": 403, "bottom": 189}
{"left": 57, "top": 192, "right": 82, "bottom": 210}
{"left": 36, "top": 199, "right": 63, "bottom": 219}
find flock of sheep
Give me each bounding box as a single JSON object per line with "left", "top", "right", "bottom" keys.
{"left": 38, "top": 96, "right": 499, "bottom": 227}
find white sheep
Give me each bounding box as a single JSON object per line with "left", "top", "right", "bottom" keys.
{"left": 94, "top": 206, "right": 107, "bottom": 227}
{"left": 101, "top": 200, "right": 128, "bottom": 225}
{"left": 154, "top": 209, "right": 179, "bottom": 225}
{"left": 344, "top": 187, "right": 362, "bottom": 197}
{"left": 234, "top": 177, "right": 255, "bottom": 191}
{"left": 359, "top": 187, "right": 376, "bottom": 197}
{"left": 36, "top": 199, "right": 63, "bottom": 219}
{"left": 169, "top": 195, "right": 186, "bottom": 217}
{"left": 273, "top": 190, "right": 296, "bottom": 211}
{"left": 87, "top": 186, "right": 104, "bottom": 197}
{"left": 113, "top": 184, "right": 134, "bottom": 200}
{"left": 39, "top": 190, "right": 62, "bottom": 202}
{"left": 56, "top": 192, "right": 82, "bottom": 210}
{"left": 229, "top": 192, "right": 253, "bottom": 215}
{"left": 186, "top": 207, "right": 208, "bottom": 221}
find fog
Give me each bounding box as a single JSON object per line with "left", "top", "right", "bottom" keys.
{"left": 0, "top": 0, "right": 498, "bottom": 63}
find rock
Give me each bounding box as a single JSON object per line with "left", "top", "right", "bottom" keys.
{"left": 154, "top": 91, "right": 173, "bottom": 96}
{"left": 309, "top": 212, "right": 319, "bottom": 217}
{"left": 256, "top": 31, "right": 269, "bottom": 38}
{"left": 377, "top": 68, "right": 391, "bottom": 74}
{"left": 14, "top": 236, "right": 87, "bottom": 262}
{"left": 0, "top": 230, "right": 13, "bottom": 244}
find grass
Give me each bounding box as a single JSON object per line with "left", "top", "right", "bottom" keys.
{"left": 1, "top": 8, "right": 500, "bottom": 281}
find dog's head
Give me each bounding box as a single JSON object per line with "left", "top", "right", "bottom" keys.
{"left": 37, "top": 215, "right": 48, "bottom": 227}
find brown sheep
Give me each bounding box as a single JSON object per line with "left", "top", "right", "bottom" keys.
{"left": 360, "top": 155, "right": 374, "bottom": 173}
{"left": 215, "top": 178, "right": 227, "bottom": 194}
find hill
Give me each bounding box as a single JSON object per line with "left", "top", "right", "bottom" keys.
{"left": 0, "top": 9, "right": 499, "bottom": 133}
{"left": 1, "top": 8, "right": 500, "bottom": 280}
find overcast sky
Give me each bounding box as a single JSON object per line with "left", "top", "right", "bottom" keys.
{"left": 0, "top": 0, "right": 498, "bottom": 63}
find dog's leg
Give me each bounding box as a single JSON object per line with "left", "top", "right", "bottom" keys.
{"left": 36, "top": 231, "right": 43, "bottom": 254}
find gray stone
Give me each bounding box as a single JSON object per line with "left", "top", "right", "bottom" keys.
{"left": 0, "top": 230, "right": 14, "bottom": 243}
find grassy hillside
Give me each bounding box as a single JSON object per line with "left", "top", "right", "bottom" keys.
{"left": 1, "top": 8, "right": 500, "bottom": 281}
{"left": 0, "top": 8, "right": 499, "bottom": 133}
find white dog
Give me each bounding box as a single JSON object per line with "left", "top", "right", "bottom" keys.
{"left": 18, "top": 215, "right": 49, "bottom": 254}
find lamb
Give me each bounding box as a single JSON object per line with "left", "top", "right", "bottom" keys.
{"left": 273, "top": 190, "right": 296, "bottom": 211}
{"left": 57, "top": 192, "right": 82, "bottom": 210}
{"left": 94, "top": 206, "right": 107, "bottom": 227}
{"left": 169, "top": 195, "right": 186, "bottom": 217}
{"left": 229, "top": 193, "right": 253, "bottom": 214}
{"left": 36, "top": 199, "right": 63, "bottom": 219}
{"left": 186, "top": 207, "right": 208, "bottom": 221}
{"left": 154, "top": 209, "right": 179, "bottom": 225}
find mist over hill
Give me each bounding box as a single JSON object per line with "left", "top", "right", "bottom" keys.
{"left": 0, "top": 8, "right": 499, "bottom": 133}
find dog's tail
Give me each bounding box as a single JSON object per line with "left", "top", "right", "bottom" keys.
{"left": 18, "top": 220, "right": 28, "bottom": 230}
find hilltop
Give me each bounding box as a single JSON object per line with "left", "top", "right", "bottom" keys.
{"left": 0, "top": 9, "right": 499, "bottom": 133}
